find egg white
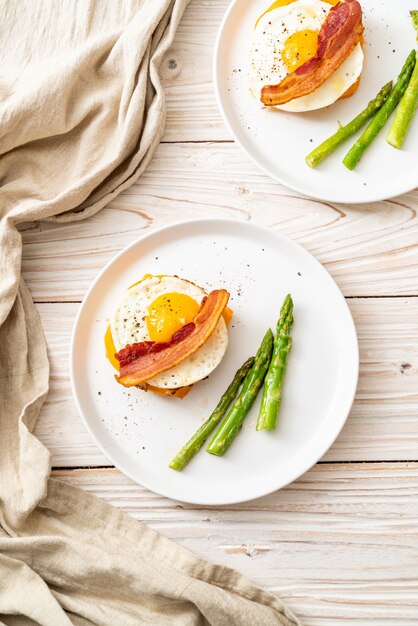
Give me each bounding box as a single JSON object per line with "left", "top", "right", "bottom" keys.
{"left": 110, "top": 275, "right": 228, "bottom": 389}
{"left": 278, "top": 43, "right": 364, "bottom": 112}
{"left": 249, "top": 0, "right": 364, "bottom": 112}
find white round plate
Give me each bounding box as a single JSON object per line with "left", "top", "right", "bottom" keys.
{"left": 213, "top": 0, "right": 418, "bottom": 203}
{"left": 70, "top": 219, "right": 358, "bottom": 505}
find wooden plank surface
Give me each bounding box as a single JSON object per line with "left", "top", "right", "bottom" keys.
{"left": 52, "top": 463, "right": 418, "bottom": 626}
{"left": 162, "top": 0, "right": 229, "bottom": 142}
{"left": 34, "top": 297, "right": 418, "bottom": 466}
{"left": 20, "top": 143, "right": 418, "bottom": 301}
{"left": 22, "top": 0, "right": 418, "bottom": 622}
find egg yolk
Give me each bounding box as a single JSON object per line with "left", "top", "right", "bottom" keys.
{"left": 281, "top": 29, "right": 319, "bottom": 73}
{"left": 104, "top": 325, "right": 193, "bottom": 397}
{"left": 104, "top": 325, "right": 120, "bottom": 371}
{"left": 146, "top": 292, "right": 200, "bottom": 343}
{"left": 260, "top": 0, "right": 339, "bottom": 13}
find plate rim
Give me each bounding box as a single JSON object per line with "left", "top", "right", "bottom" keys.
{"left": 212, "top": 0, "right": 418, "bottom": 204}
{"left": 70, "top": 217, "right": 359, "bottom": 505}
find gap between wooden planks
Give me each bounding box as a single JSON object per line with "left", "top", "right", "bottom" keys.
{"left": 38, "top": 294, "right": 416, "bottom": 624}
{"left": 20, "top": 143, "right": 418, "bottom": 301}
{"left": 15, "top": 0, "right": 418, "bottom": 622}
{"left": 34, "top": 297, "right": 418, "bottom": 467}
{"left": 50, "top": 463, "right": 418, "bottom": 626}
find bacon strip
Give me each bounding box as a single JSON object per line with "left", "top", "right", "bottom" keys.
{"left": 116, "top": 289, "right": 230, "bottom": 387}
{"left": 115, "top": 323, "right": 195, "bottom": 367}
{"left": 261, "top": 0, "right": 364, "bottom": 106}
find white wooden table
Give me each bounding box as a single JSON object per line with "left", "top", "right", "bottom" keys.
{"left": 24, "top": 2, "right": 418, "bottom": 624}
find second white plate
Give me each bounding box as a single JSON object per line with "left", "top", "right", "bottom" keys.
{"left": 70, "top": 219, "right": 358, "bottom": 505}
{"left": 214, "top": 0, "right": 418, "bottom": 203}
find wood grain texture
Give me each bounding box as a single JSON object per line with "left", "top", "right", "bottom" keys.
{"left": 34, "top": 297, "right": 418, "bottom": 466}
{"left": 52, "top": 463, "right": 418, "bottom": 625}
{"left": 21, "top": 143, "right": 418, "bottom": 301}
{"left": 19, "top": 1, "right": 418, "bottom": 620}
{"left": 161, "top": 1, "right": 228, "bottom": 142}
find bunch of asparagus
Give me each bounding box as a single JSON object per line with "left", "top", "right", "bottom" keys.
{"left": 169, "top": 294, "right": 294, "bottom": 471}
{"left": 387, "top": 11, "right": 418, "bottom": 150}
{"left": 306, "top": 10, "right": 418, "bottom": 170}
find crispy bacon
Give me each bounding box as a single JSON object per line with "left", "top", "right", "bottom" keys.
{"left": 261, "top": 0, "right": 364, "bottom": 106}
{"left": 116, "top": 289, "right": 230, "bottom": 387}
{"left": 115, "top": 323, "right": 195, "bottom": 367}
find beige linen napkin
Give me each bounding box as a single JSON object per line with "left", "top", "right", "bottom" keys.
{"left": 0, "top": 1, "right": 301, "bottom": 624}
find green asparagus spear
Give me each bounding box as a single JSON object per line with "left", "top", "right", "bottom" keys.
{"left": 206, "top": 329, "right": 274, "bottom": 457}
{"left": 343, "top": 50, "right": 416, "bottom": 170}
{"left": 305, "top": 82, "right": 393, "bottom": 168}
{"left": 169, "top": 357, "right": 255, "bottom": 471}
{"left": 387, "top": 12, "right": 418, "bottom": 149}
{"left": 256, "top": 294, "right": 293, "bottom": 431}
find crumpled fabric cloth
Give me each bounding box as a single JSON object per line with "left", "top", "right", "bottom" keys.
{"left": 0, "top": 1, "right": 301, "bottom": 624}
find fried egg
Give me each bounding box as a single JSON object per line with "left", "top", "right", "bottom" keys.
{"left": 109, "top": 275, "right": 229, "bottom": 389}
{"left": 249, "top": 0, "right": 364, "bottom": 112}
